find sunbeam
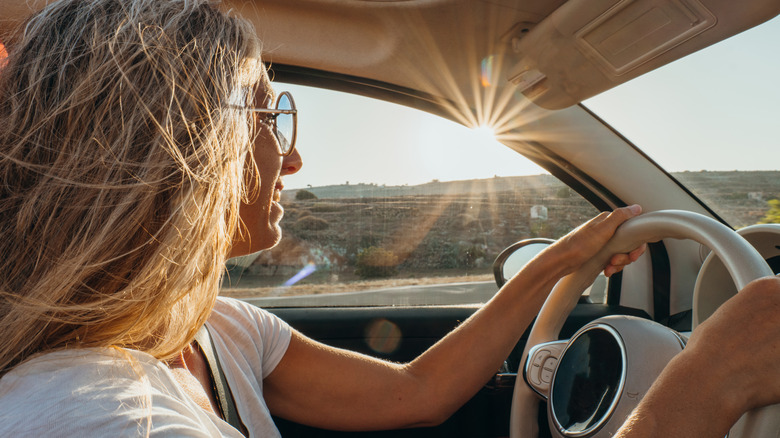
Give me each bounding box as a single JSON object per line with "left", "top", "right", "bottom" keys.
{"left": 377, "top": 1, "right": 561, "bottom": 157}
{"left": 472, "top": 125, "right": 497, "bottom": 144}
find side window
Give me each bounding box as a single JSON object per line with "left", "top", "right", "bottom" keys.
{"left": 222, "top": 85, "right": 599, "bottom": 306}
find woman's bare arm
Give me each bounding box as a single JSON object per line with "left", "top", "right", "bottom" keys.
{"left": 263, "top": 206, "right": 645, "bottom": 431}
{"left": 616, "top": 276, "right": 780, "bottom": 437}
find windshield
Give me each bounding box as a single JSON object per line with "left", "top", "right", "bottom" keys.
{"left": 222, "top": 86, "right": 599, "bottom": 307}
{"left": 220, "top": 15, "right": 778, "bottom": 306}
{"left": 584, "top": 16, "right": 780, "bottom": 228}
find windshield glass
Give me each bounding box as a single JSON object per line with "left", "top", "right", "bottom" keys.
{"left": 220, "top": 15, "right": 779, "bottom": 306}
{"left": 221, "top": 86, "right": 599, "bottom": 306}
{"left": 584, "top": 16, "right": 780, "bottom": 228}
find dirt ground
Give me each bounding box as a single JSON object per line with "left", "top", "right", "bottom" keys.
{"left": 220, "top": 273, "right": 494, "bottom": 299}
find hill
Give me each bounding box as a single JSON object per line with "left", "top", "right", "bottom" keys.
{"left": 223, "top": 171, "right": 780, "bottom": 290}
{"left": 284, "top": 175, "right": 561, "bottom": 199}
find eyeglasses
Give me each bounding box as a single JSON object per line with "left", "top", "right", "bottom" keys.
{"left": 244, "top": 91, "right": 298, "bottom": 156}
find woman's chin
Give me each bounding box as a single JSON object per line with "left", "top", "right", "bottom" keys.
{"left": 265, "top": 223, "right": 284, "bottom": 249}
{"left": 229, "top": 200, "right": 286, "bottom": 258}
{"left": 228, "top": 222, "right": 283, "bottom": 258}
{"left": 252, "top": 223, "right": 283, "bottom": 252}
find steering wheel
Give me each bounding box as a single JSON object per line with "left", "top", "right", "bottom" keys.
{"left": 509, "top": 210, "right": 776, "bottom": 438}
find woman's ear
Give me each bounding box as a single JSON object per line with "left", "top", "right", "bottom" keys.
{"left": 0, "top": 41, "right": 7, "bottom": 69}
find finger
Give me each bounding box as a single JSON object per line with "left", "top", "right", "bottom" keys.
{"left": 628, "top": 243, "right": 647, "bottom": 262}
{"left": 604, "top": 264, "right": 619, "bottom": 277}
{"left": 608, "top": 247, "right": 645, "bottom": 266}
{"left": 610, "top": 204, "right": 642, "bottom": 223}
{"left": 598, "top": 204, "right": 643, "bottom": 234}
{"left": 606, "top": 242, "right": 647, "bottom": 277}
{"left": 609, "top": 253, "right": 632, "bottom": 267}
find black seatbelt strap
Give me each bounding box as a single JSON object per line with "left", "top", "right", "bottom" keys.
{"left": 194, "top": 325, "right": 248, "bottom": 436}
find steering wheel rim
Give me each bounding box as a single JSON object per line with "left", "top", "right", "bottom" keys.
{"left": 509, "top": 210, "right": 774, "bottom": 438}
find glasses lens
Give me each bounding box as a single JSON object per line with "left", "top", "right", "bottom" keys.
{"left": 275, "top": 94, "right": 294, "bottom": 154}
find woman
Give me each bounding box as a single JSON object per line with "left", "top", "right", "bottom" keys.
{"left": 0, "top": 0, "right": 777, "bottom": 437}
{"left": 0, "top": 0, "right": 278, "bottom": 434}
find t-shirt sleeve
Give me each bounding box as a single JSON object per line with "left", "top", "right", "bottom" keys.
{"left": 207, "top": 297, "right": 292, "bottom": 379}
{"left": 205, "top": 298, "right": 292, "bottom": 436}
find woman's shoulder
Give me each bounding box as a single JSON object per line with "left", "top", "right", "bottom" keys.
{"left": 208, "top": 297, "right": 292, "bottom": 379}
{"left": 212, "top": 296, "right": 276, "bottom": 318}
{"left": 0, "top": 348, "right": 236, "bottom": 436}
{"left": 210, "top": 296, "right": 291, "bottom": 336}
{"left": 0, "top": 348, "right": 168, "bottom": 394}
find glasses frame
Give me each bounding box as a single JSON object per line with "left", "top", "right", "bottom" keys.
{"left": 244, "top": 91, "right": 298, "bottom": 156}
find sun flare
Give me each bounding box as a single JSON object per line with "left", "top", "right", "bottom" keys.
{"left": 472, "top": 125, "right": 498, "bottom": 144}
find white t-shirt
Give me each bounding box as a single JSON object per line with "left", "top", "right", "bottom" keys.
{"left": 0, "top": 297, "right": 292, "bottom": 437}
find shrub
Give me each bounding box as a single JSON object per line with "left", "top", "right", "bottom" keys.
{"left": 530, "top": 221, "right": 550, "bottom": 238}
{"left": 409, "top": 241, "right": 459, "bottom": 269}
{"left": 309, "top": 203, "right": 343, "bottom": 213}
{"left": 355, "top": 246, "right": 399, "bottom": 278}
{"left": 294, "top": 215, "right": 330, "bottom": 231}
{"left": 295, "top": 189, "right": 318, "bottom": 200}
{"left": 462, "top": 244, "right": 487, "bottom": 268}
{"left": 556, "top": 187, "right": 572, "bottom": 198}
{"left": 759, "top": 199, "right": 780, "bottom": 224}
{"left": 436, "top": 242, "right": 461, "bottom": 269}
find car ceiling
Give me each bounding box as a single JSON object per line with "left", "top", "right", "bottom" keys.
{"left": 227, "top": 0, "right": 779, "bottom": 111}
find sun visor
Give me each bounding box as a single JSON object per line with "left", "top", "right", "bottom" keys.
{"left": 508, "top": 0, "right": 780, "bottom": 109}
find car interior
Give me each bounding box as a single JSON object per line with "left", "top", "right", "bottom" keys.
{"left": 214, "top": 0, "right": 780, "bottom": 436}
{"left": 3, "top": 0, "right": 777, "bottom": 436}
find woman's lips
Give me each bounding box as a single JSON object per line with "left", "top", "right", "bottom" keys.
{"left": 273, "top": 180, "right": 284, "bottom": 202}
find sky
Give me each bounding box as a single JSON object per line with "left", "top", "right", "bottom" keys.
{"left": 279, "top": 15, "right": 780, "bottom": 190}
{"left": 277, "top": 84, "right": 545, "bottom": 189}
{"left": 585, "top": 15, "right": 780, "bottom": 173}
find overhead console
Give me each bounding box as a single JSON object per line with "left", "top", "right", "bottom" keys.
{"left": 508, "top": 0, "right": 780, "bottom": 109}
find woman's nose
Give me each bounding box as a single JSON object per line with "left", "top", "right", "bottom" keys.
{"left": 281, "top": 147, "right": 302, "bottom": 175}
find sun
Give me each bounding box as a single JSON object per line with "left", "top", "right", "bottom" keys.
{"left": 472, "top": 124, "right": 497, "bottom": 144}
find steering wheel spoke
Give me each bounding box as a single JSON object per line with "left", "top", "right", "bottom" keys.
{"left": 524, "top": 340, "right": 567, "bottom": 399}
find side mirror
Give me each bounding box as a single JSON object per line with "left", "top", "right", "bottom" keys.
{"left": 492, "top": 238, "right": 609, "bottom": 303}
{"left": 493, "top": 238, "right": 554, "bottom": 288}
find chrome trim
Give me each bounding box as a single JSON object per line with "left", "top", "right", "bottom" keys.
{"left": 549, "top": 324, "right": 627, "bottom": 438}
{"left": 671, "top": 330, "right": 688, "bottom": 349}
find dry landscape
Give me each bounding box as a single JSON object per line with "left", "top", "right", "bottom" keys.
{"left": 222, "top": 171, "right": 780, "bottom": 299}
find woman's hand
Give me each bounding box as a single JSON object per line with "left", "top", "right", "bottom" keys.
{"left": 547, "top": 204, "right": 646, "bottom": 277}
{"left": 616, "top": 276, "right": 780, "bottom": 437}
{"left": 686, "top": 275, "right": 780, "bottom": 414}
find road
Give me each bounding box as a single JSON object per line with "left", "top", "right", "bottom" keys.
{"left": 242, "top": 281, "right": 498, "bottom": 308}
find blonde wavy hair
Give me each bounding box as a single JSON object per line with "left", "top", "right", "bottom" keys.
{"left": 0, "top": 0, "right": 263, "bottom": 373}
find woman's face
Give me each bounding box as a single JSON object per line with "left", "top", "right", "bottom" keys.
{"left": 229, "top": 82, "right": 302, "bottom": 258}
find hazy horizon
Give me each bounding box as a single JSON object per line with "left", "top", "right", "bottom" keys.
{"left": 285, "top": 169, "right": 780, "bottom": 193}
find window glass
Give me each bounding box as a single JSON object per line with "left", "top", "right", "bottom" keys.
{"left": 584, "top": 16, "right": 780, "bottom": 228}
{"left": 221, "top": 85, "right": 599, "bottom": 306}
